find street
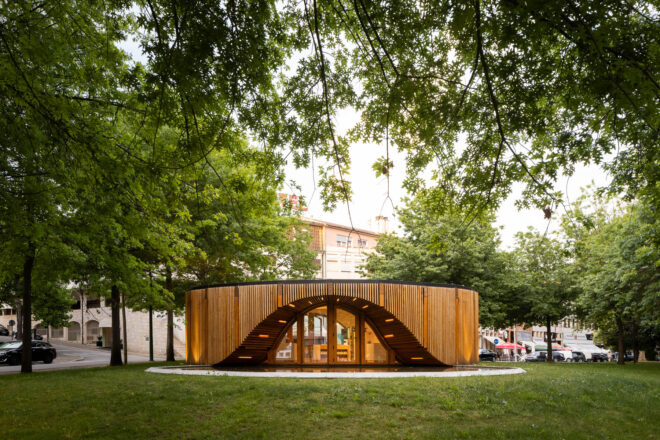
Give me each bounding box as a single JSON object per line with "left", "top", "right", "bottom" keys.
{"left": 0, "top": 336, "right": 164, "bottom": 375}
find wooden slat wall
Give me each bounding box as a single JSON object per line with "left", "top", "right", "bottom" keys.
{"left": 426, "top": 287, "right": 457, "bottom": 365}
{"left": 205, "top": 287, "right": 235, "bottom": 364}
{"left": 456, "top": 288, "right": 478, "bottom": 364}
{"left": 187, "top": 282, "right": 479, "bottom": 366}
{"left": 238, "top": 284, "right": 278, "bottom": 344}
{"left": 186, "top": 289, "right": 206, "bottom": 364}
{"left": 383, "top": 283, "right": 424, "bottom": 344}
{"left": 282, "top": 283, "right": 326, "bottom": 304}
{"left": 334, "top": 282, "right": 379, "bottom": 303}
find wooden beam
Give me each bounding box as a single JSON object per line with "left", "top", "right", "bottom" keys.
{"left": 234, "top": 287, "right": 240, "bottom": 349}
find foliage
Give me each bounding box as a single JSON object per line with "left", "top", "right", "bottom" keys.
{"left": 563, "top": 196, "right": 660, "bottom": 358}
{"left": 509, "top": 229, "right": 577, "bottom": 328}
{"left": 362, "top": 196, "right": 512, "bottom": 327}
{"left": 280, "top": 0, "right": 659, "bottom": 215}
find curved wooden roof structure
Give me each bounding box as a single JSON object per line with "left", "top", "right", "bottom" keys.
{"left": 186, "top": 280, "right": 479, "bottom": 366}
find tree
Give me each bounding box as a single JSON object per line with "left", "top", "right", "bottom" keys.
{"left": 363, "top": 196, "right": 514, "bottom": 328}
{"left": 566, "top": 198, "right": 659, "bottom": 364}
{"left": 0, "top": 1, "right": 146, "bottom": 372}
{"left": 511, "top": 230, "right": 576, "bottom": 362}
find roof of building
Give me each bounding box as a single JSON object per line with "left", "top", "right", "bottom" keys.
{"left": 301, "top": 217, "right": 381, "bottom": 237}
{"left": 189, "top": 279, "right": 478, "bottom": 292}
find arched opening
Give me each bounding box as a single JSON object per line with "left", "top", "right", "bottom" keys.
{"left": 86, "top": 320, "right": 99, "bottom": 343}
{"left": 269, "top": 301, "right": 394, "bottom": 365}
{"left": 68, "top": 321, "right": 81, "bottom": 342}
{"left": 51, "top": 327, "right": 64, "bottom": 339}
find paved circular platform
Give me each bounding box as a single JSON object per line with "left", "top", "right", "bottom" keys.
{"left": 146, "top": 365, "right": 526, "bottom": 378}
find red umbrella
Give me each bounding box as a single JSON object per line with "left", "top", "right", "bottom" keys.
{"left": 496, "top": 342, "right": 525, "bottom": 349}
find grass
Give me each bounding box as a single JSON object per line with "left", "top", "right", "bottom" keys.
{"left": 1, "top": 362, "right": 659, "bottom": 439}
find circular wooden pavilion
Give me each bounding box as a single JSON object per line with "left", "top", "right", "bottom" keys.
{"left": 186, "top": 280, "right": 479, "bottom": 366}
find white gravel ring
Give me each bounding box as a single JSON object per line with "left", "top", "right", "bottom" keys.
{"left": 146, "top": 366, "right": 526, "bottom": 378}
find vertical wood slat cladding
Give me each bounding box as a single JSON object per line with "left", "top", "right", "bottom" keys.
{"left": 187, "top": 281, "right": 479, "bottom": 366}
{"left": 238, "top": 284, "right": 278, "bottom": 344}
{"left": 382, "top": 283, "right": 424, "bottom": 344}
{"left": 426, "top": 287, "right": 457, "bottom": 365}
{"left": 333, "top": 282, "right": 379, "bottom": 303}
{"left": 282, "top": 283, "right": 326, "bottom": 304}
{"left": 456, "top": 288, "right": 478, "bottom": 364}
{"left": 205, "top": 287, "right": 235, "bottom": 364}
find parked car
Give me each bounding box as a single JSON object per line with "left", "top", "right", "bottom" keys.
{"left": 569, "top": 351, "right": 586, "bottom": 362}
{"left": 591, "top": 352, "right": 608, "bottom": 362}
{"left": 479, "top": 349, "right": 497, "bottom": 362}
{"left": 523, "top": 351, "right": 565, "bottom": 362}
{"left": 611, "top": 352, "right": 635, "bottom": 362}
{"left": 0, "top": 341, "right": 57, "bottom": 365}
{"left": 0, "top": 325, "right": 9, "bottom": 336}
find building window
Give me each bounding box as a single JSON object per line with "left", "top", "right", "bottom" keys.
{"left": 68, "top": 322, "right": 81, "bottom": 342}
{"left": 86, "top": 298, "right": 101, "bottom": 309}
{"left": 304, "top": 307, "right": 328, "bottom": 363}
{"left": 358, "top": 239, "right": 367, "bottom": 247}
{"left": 275, "top": 321, "right": 298, "bottom": 362}
{"left": 365, "top": 321, "right": 387, "bottom": 363}
{"left": 273, "top": 303, "right": 392, "bottom": 365}
{"left": 336, "top": 235, "right": 352, "bottom": 247}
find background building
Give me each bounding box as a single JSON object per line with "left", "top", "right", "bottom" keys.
{"left": 1, "top": 294, "right": 185, "bottom": 358}
{"left": 303, "top": 216, "right": 384, "bottom": 279}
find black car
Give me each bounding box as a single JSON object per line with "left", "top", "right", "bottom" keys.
{"left": 0, "top": 340, "right": 57, "bottom": 365}
{"left": 523, "top": 351, "right": 565, "bottom": 362}
{"left": 612, "top": 352, "right": 634, "bottom": 362}
{"left": 569, "top": 351, "right": 586, "bottom": 362}
{"left": 479, "top": 349, "right": 497, "bottom": 362}
{"left": 591, "top": 352, "right": 608, "bottom": 362}
{"left": 0, "top": 325, "right": 9, "bottom": 336}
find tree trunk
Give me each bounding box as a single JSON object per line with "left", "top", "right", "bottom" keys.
{"left": 21, "top": 246, "right": 35, "bottom": 373}
{"left": 546, "top": 316, "right": 553, "bottom": 363}
{"left": 81, "top": 291, "right": 85, "bottom": 344}
{"left": 16, "top": 300, "right": 22, "bottom": 340}
{"left": 110, "top": 285, "right": 122, "bottom": 366}
{"left": 166, "top": 267, "right": 175, "bottom": 362}
{"left": 632, "top": 320, "right": 639, "bottom": 363}
{"left": 616, "top": 315, "right": 625, "bottom": 365}
{"left": 122, "top": 294, "right": 128, "bottom": 365}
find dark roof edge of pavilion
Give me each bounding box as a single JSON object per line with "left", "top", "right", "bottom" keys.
{"left": 190, "top": 279, "right": 477, "bottom": 293}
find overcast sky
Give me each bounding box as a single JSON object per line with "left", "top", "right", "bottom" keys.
{"left": 120, "top": 36, "right": 610, "bottom": 250}
{"left": 284, "top": 108, "right": 612, "bottom": 250}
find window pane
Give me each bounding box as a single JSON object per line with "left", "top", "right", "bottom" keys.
{"left": 336, "top": 308, "right": 357, "bottom": 363}
{"left": 304, "top": 307, "right": 328, "bottom": 363}
{"left": 365, "top": 321, "right": 387, "bottom": 363}
{"left": 275, "top": 321, "right": 297, "bottom": 362}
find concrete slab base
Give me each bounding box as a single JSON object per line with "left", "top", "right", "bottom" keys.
{"left": 146, "top": 365, "right": 526, "bottom": 378}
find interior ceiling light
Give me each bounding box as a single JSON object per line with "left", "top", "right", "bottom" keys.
{"left": 258, "top": 334, "right": 269, "bottom": 338}
{"left": 411, "top": 357, "right": 423, "bottom": 360}
{"left": 385, "top": 318, "right": 394, "bottom": 322}
{"left": 384, "top": 334, "right": 394, "bottom": 338}
{"left": 238, "top": 356, "right": 252, "bottom": 359}
{"left": 362, "top": 305, "right": 368, "bottom": 309}
{"left": 278, "top": 320, "right": 287, "bottom": 324}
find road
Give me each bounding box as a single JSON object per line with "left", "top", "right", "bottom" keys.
{"left": 0, "top": 336, "right": 164, "bottom": 375}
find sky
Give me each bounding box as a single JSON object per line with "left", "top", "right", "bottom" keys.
{"left": 120, "top": 34, "right": 611, "bottom": 250}
{"left": 284, "top": 109, "right": 612, "bottom": 249}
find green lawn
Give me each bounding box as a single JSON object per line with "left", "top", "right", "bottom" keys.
{"left": 1, "top": 362, "right": 658, "bottom": 439}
